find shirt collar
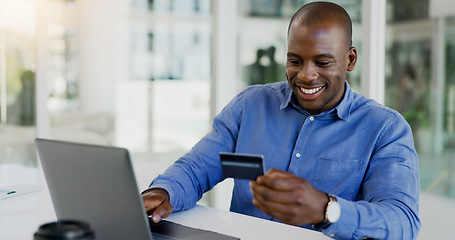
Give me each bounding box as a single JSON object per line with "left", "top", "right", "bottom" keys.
{"left": 280, "top": 86, "right": 294, "bottom": 110}
{"left": 334, "top": 81, "right": 353, "bottom": 121}
{"left": 280, "top": 81, "right": 353, "bottom": 121}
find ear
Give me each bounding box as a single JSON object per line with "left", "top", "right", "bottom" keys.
{"left": 346, "top": 47, "right": 357, "bottom": 72}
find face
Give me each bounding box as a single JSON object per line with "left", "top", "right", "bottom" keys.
{"left": 286, "top": 21, "right": 357, "bottom": 115}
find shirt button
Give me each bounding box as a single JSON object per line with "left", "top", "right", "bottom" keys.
{"left": 296, "top": 153, "right": 301, "bottom": 158}
{"left": 309, "top": 116, "right": 314, "bottom": 121}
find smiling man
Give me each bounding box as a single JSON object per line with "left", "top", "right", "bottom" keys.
{"left": 142, "top": 2, "right": 420, "bottom": 239}
{"left": 285, "top": 4, "right": 356, "bottom": 115}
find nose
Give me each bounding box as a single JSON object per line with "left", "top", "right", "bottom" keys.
{"left": 297, "top": 63, "right": 318, "bottom": 82}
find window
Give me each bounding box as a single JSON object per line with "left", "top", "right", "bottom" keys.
{"left": 0, "top": 0, "right": 37, "bottom": 171}
{"left": 385, "top": 0, "right": 455, "bottom": 199}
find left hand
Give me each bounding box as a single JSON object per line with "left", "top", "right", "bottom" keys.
{"left": 249, "top": 169, "right": 328, "bottom": 226}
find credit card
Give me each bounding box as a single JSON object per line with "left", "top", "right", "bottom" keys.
{"left": 220, "top": 152, "right": 264, "bottom": 180}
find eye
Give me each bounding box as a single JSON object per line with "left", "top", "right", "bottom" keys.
{"left": 288, "top": 59, "right": 302, "bottom": 65}
{"left": 316, "top": 61, "right": 332, "bottom": 68}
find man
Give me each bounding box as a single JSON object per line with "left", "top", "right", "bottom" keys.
{"left": 142, "top": 2, "right": 421, "bottom": 239}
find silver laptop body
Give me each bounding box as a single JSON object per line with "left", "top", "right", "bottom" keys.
{"left": 35, "top": 138, "right": 153, "bottom": 240}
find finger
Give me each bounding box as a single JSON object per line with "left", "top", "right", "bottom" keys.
{"left": 142, "top": 189, "right": 171, "bottom": 216}
{"left": 252, "top": 194, "right": 303, "bottom": 225}
{"left": 264, "top": 169, "right": 293, "bottom": 178}
{"left": 143, "top": 196, "right": 165, "bottom": 213}
{"left": 256, "top": 174, "right": 305, "bottom": 192}
{"left": 256, "top": 169, "right": 290, "bottom": 183}
{"left": 151, "top": 201, "right": 173, "bottom": 223}
{"left": 252, "top": 197, "right": 271, "bottom": 215}
{"left": 250, "top": 180, "right": 303, "bottom": 204}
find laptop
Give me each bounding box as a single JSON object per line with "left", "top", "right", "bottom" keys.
{"left": 35, "top": 138, "right": 239, "bottom": 240}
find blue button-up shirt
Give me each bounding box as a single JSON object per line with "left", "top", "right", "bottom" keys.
{"left": 150, "top": 81, "right": 420, "bottom": 239}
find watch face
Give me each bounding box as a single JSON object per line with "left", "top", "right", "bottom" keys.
{"left": 327, "top": 200, "right": 341, "bottom": 223}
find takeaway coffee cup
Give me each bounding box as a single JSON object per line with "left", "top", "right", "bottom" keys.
{"left": 34, "top": 220, "right": 95, "bottom": 240}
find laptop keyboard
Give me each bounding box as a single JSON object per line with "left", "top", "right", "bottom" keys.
{"left": 151, "top": 232, "right": 178, "bottom": 240}
{"left": 148, "top": 218, "right": 240, "bottom": 240}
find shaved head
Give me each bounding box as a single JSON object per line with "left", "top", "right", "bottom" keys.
{"left": 288, "top": 1, "right": 353, "bottom": 49}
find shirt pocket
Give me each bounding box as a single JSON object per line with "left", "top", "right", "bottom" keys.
{"left": 313, "top": 157, "right": 362, "bottom": 200}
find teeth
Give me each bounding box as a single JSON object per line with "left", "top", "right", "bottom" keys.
{"left": 300, "top": 86, "right": 322, "bottom": 94}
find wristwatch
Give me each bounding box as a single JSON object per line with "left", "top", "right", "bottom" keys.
{"left": 313, "top": 194, "right": 341, "bottom": 230}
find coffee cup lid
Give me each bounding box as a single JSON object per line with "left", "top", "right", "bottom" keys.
{"left": 34, "top": 220, "right": 94, "bottom": 239}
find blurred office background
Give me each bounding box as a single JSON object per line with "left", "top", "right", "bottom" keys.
{"left": 0, "top": 0, "right": 454, "bottom": 238}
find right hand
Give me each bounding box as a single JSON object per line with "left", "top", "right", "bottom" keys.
{"left": 142, "top": 188, "right": 173, "bottom": 223}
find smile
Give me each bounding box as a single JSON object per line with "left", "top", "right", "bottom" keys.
{"left": 300, "top": 86, "right": 323, "bottom": 95}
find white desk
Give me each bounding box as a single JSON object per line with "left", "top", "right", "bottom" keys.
{"left": 167, "top": 205, "right": 330, "bottom": 240}
{"left": 0, "top": 163, "right": 330, "bottom": 240}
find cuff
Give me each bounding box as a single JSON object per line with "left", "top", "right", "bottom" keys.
{"left": 321, "top": 196, "right": 357, "bottom": 239}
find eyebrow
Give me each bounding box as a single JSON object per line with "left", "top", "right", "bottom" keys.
{"left": 287, "top": 52, "right": 335, "bottom": 59}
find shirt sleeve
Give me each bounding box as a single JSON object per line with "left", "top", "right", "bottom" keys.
{"left": 148, "top": 89, "right": 248, "bottom": 212}
{"left": 321, "top": 113, "right": 421, "bottom": 239}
